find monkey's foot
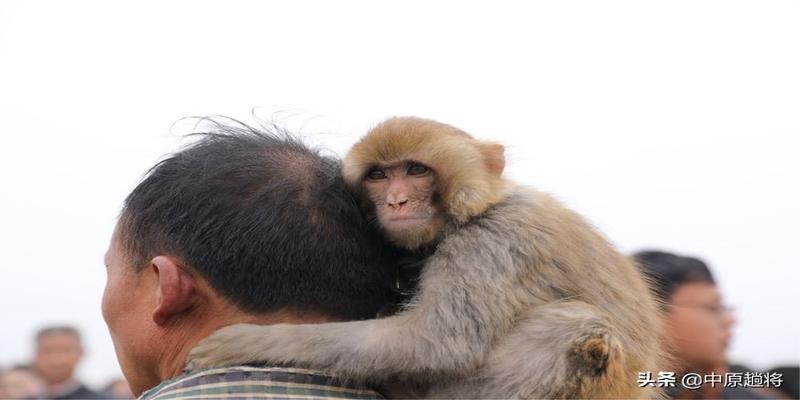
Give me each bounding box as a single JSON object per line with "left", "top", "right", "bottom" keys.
{"left": 571, "top": 329, "right": 612, "bottom": 377}
{"left": 187, "top": 323, "right": 267, "bottom": 370}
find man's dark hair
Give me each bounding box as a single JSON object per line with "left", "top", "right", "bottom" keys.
{"left": 118, "top": 119, "right": 395, "bottom": 320}
{"left": 35, "top": 325, "right": 81, "bottom": 346}
{"left": 633, "top": 250, "right": 716, "bottom": 302}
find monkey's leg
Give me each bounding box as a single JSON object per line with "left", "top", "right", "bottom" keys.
{"left": 431, "top": 301, "right": 637, "bottom": 399}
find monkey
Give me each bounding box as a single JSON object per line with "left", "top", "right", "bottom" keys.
{"left": 188, "top": 117, "right": 665, "bottom": 398}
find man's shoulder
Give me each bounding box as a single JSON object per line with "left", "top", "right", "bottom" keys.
{"left": 139, "top": 365, "right": 385, "bottom": 400}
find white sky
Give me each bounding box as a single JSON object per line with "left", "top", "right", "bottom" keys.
{"left": 1, "top": 0, "right": 798, "bottom": 388}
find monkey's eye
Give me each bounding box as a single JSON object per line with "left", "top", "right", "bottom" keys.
{"left": 407, "top": 162, "right": 430, "bottom": 176}
{"left": 366, "top": 168, "right": 387, "bottom": 180}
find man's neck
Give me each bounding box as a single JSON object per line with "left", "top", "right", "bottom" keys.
{"left": 146, "top": 305, "right": 342, "bottom": 394}
{"left": 152, "top": 326, "right": 203, "bottom": 387}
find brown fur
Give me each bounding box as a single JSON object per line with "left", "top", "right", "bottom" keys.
{"left": 344, "top": 117, "right": 507, "bottom": 223}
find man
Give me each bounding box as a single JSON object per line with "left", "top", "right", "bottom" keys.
{"left": 102, "top": 122, "right": 397, "bottom": 399}
{"left": 634, "top": 250, "right": 768, "bottom": 399}
{"left": 31, "top": 326, "right": 104, "bottom": 399}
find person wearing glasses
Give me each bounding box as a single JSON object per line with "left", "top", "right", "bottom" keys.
{"left": 634, "top": 250, "right": 768, "bottom": 399}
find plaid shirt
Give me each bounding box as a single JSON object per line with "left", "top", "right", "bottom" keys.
{"left": 138, "top": 366, "right": 385, "bottom": 400}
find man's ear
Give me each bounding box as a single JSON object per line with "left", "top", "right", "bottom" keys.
{"left": 150, "top": 256, "right": 196, "bottom": 326}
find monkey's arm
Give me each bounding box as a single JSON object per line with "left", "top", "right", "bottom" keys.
{"left": 188, "top": 227, "right": 522, "bottom": 382}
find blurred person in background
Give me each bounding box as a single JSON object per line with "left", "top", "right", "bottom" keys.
{"left": 0, "top": 364, "right": 45, "bottom": 399}
{"left": 634, "top": 250, "right": 770, "bottom": 399}
{"left": 31, "top": 326, "right": 104, "bottom": 399}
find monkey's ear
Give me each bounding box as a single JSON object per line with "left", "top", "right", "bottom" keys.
{"left": 481, "top": 143, "right": 505, "bottom": 177}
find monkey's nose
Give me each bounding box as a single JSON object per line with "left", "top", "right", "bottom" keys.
{"left": 388, "top": 199, "right": 409, "bottom": 209}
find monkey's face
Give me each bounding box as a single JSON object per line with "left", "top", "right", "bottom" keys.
{"left": 362, "top": 161, "right": 443, "bottom": 250}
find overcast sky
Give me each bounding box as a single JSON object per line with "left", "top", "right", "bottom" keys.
{"left": 1, "top": 0, "right": 797, "bottom": 388}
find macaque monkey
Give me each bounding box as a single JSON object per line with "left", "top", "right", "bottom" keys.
{"left": 189, "top": 117, "right": 664, "bottom": 398}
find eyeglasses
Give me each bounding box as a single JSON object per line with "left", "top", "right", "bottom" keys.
{"left": 669, "top": 303, "right": 735, "bottom": 317}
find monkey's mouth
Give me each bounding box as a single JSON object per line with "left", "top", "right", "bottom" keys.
{"left": 387, "top": 216, "right": 428, "bottom": 221}
{"left": 384, "top": 216, "right": 430, "bottom": 228}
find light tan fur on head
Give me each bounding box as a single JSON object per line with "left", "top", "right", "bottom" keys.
{"left": 343, "top": 117, "right": 507, "bottom": 224}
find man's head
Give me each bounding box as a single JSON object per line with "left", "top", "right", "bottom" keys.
{"left": 634, "top": 250, "right": 736, "bottom": 372}
{"left": 31, "top": 326, "right": 83, "bottom": 386}
{"left": 102, "top": 121, "right": 395, "bottom": 395}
